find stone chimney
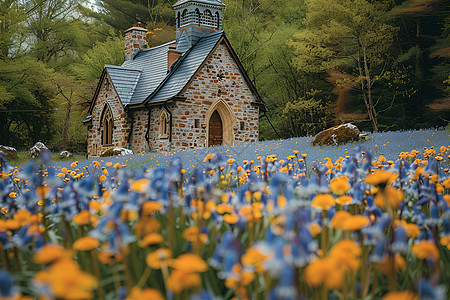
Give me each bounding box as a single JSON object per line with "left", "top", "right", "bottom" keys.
{"left": 124, "top": 22, "right": 148, "bottom": 61}
{"left": 167, "top": 44, "right": 181, "bottom": 69}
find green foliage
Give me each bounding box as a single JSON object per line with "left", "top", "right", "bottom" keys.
{"left": 0, "top": 58, "right": 56, "bottom": 148}
{"left": 88, "top": 0, "right": 175, "bottom": 31}
{"left": 283, "top": 89, "right": 333, "bottom": 137}
{"left": 71, "top": 35, "right": 124, "bottom": 81}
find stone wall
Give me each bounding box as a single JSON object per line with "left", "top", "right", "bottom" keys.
{"left": 87, "top": 74, "right": 131, "bottom": 157}
{"left": 149, "top": 42, "right": 260, "bottom": 152}
{"left": 129, "top": 109, "right": 149, "bottom": 154}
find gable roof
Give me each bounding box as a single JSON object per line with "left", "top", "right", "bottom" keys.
{"left": 89, "top": 30, "right": 264, "bottom": 113}
{"left": 105, "top": 65, "right": 141, "bottom": 105}
{"left": 146, "top": 31, "right": 224, "bottom": 104}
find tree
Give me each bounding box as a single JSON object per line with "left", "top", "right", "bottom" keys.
{"left": 86, "top": 0, "right": 175, "bottom": 31}
{"left": 289, "top": 0, "right": 397, "bottom": 132}
{"left": 283, "top": 89, "right": 333, "bottom": 137}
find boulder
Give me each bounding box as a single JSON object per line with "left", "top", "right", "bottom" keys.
{"left": 28, "top": 142, "right": 50, "bottom": 158}
{"left": 58, "top": 150, "right": 73, "bottom": 158}
{"left": 100, "top": 147, "right": 133, "bottom": 157}
{"left": 0, "top": 145, "right": 18, "bottom": 159}
{"left": 312, "top": 123, "right": 360, "bottom": 146}
{"left": 358, "top": 133, "right": 372, "bottom": 141}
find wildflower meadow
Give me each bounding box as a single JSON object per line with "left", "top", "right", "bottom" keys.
{"left": 0, "top": 128, "right": 449, "bottom": 299}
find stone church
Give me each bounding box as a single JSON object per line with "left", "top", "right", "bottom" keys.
{"left": 84, "top": 0, "right": 265, "bottom": 156}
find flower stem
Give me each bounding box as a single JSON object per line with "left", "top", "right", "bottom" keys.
{"left": 90, "top": 250, "right": 105, "bottom": 299}
{"left": 137, "top": 266, "right": 152, "bottom": 288}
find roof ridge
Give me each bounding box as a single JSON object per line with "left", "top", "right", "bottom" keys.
{"left": 144, "top": 31, "right": 225, "bottom": 104}
{"left": 142, "top": 39, "right": 198, "bottom": 104}
{"left": 105, "top": 64, "right": 142, "bottom": 72}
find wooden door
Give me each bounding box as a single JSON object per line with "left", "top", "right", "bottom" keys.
{"left": 208, "top": 110, "right": 223, "bottom": 146}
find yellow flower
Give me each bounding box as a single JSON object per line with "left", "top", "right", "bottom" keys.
{"left": 34, "top": 244, "right": 69, "bottom": 264}
{"left": 224, "top": 213, "right": 239, "bottom": 224}
{"left": 34, "top": 258, "right": 97, "bottom": 299}
{"left": 311, "top": 194, "right": 335, "bottom": 210}
{"left": 382, "top": 290, "right": 418, "bottom": 300}
{"left": 330, "top": 211, "right": 351, "bottom": 229}
{"left": 329, "top": 240, "right": 362, "bottom": 272}
{"left": 411, "top": 241, "right": 440, "bottom": 261}
{"left": 364, "top": 171, "right": 396, "bottom": 186}
{"left": 216, "top": 204, "right": 233, "bottom": 214}
{"left": 138, "top": 233, "right": 164, "bottom": 247}
{"left": 72, "top": 210, "right": 92, "bottom": 226}
{"left": 329, "top": 176, "right": 350, "bottom": 195}
{"left": 308, "top": 223, "right": 322, "bottom": 237}
{"left": 73, "top": 237, "right": 99, "bottom": 251}
{"left": 203, "top": 153, "right": 215, "bottom": 162}
{"left": 167, "top": 270, "right": 201, "bottom": 293}
{"left": 340, "top": 215, "right": 370, "bottom": 231}
{"left": 114, "top": 163, "right": 122, "bottom": 169}
{"left": 171, "top": 253, "right": 208, "bottom": 273}
{"left": 374, "top": 255, "right": 406, "bottom": 275}
{"left": 182, "top": 226, "right": 207, "bottom": 245}
{"left": 375, "top": 187, "right": 404, "bottom": 208}
{"left": 440, "top": 236, "right": 450, "bottom": 250}
{"left": 99, "top": 175, "right": 107, "bottom": 182}
{"left": 394, "top": 220, "right": 420, "bottom": 238}
{"left": 126, "top": 287, "right": 164, "bottom": 300}
{"left": 336, "top": 195, "right": 352, "bottom": 205}
{"left": 304, "top": 257, "right": 344, "bottom": 289}
{"left": 146, "top": 248, "right": 172, "bottom": 269}
{"left": 142, "top": 201, "right": 163, "bottom": 215}
{"left": 131, "top": 179, "right": 149, "bottom": 193}
{"left": 8, "top": 192, "right": 17, "bottom": 198}
{"left": 241, "top": 247, "right": 269, "bottom": 267}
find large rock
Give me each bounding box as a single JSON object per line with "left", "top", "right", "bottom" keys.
{"left": 0, "top": 145, "right": 18, "bottom": 159}
{"left": 100, "top": 147, "right": 133, "bottom": 157}
{"left": 58, "top": 150, "right": 73, "bottom": 158}
{"left": 312, "top": 123, "right": 360, "bottom": 146}
{"left": 28, "top": 142, "right": 50, "bottom": 158}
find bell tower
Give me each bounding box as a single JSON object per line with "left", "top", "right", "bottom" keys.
{"left": 173, "top": 0, "right": 225, "bottom": 52}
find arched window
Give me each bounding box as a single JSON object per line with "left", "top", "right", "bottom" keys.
{"left": 177, "top": 12, "right": 180, "bottom": 27}
{"left": 195, "top": 8, "right": 200, "bottom": 25}
{"left": 181, "top": 9, "right": 188, "bottom": 26}
{"left": 101, "top": 104, "right": 114, "bottom": 145}
{"left": 215, "top": 12, "right": 220, "bottom": 29}
{"left": 159, "top": 110, "right": 169, "bottom": 138}
{"left": 200, "top": 9, "right": 216, "bottom": 27}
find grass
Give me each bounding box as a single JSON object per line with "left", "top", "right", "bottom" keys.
{"left": 7, "top": 152, "right": 87, "bottom": 167}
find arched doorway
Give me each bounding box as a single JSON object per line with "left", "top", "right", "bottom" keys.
{"left": 206, "top": 99, "right": 235, "bottom": 147}
{"left": 208, "top": 110, "right": 223, "bottom": 146}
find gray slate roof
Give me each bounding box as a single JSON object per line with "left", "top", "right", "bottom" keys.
{"left": 149, "top": 31, "right": 223, "bottom": 103}
{"left": 173, "top": 0, "right": 225, "bottom": 7}
{"left": 105, "top": 65, "right": 141, "bottom": 105}
{"left": 104, "top": 31, "right": 224, "bottom": 106}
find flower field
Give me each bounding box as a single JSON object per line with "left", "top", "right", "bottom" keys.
{"left": 0, "top": 128, "right": 449, "bottom": 299}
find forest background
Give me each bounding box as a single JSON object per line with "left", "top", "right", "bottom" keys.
{"left": 0, "top": 0, "right": 448, "bottom": 153}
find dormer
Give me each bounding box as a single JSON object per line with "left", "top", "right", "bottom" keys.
{"left": 174, "top": 0, "right": 225, "bottom": 52}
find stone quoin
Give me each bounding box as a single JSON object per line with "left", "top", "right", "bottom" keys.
{"left": 83, "top": 0, "right": 265, "bottom": 157}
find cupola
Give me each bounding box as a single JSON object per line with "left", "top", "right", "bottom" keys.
{"left": 173, "top": 0, "right": 225, "bottom": 52}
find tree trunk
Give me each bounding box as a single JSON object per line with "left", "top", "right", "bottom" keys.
{"left": 62, "top": 96, "right": 72, "bottom": 150}
{"left": 357, "top": 46, "right": 378, "bottom": 132}
{"left": 363, "top": 46, "right": 378, "bottom": 132}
